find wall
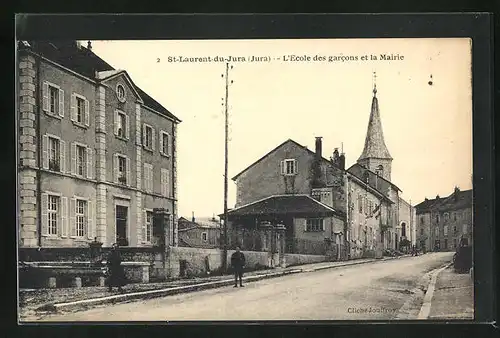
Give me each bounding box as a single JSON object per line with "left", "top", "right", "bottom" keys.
{"left": 416, "top": 211, "right": 431, "bottom": 251}
{"left": 398, "top": 197, "right": 416, "bottom": 245}
{"left": 19, "top": 246, "right": 159, "bottom": 262}
{"left": 284, "top": 253, "right": 326, "bottom": 266}
{"left": 178, "top": 227, "right": 220, "bottom": 248}
{"left": 234, "top": 141, "right": 315, "bottom": 207}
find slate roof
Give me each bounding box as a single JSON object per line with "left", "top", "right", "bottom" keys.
{"left": 415, "top": 189, "right": 472, "bottom": 213}
{"left": 19, "top": 40, "right": 181, "bottom": 122}
{"left": 347, "top": 163, "right": 401, "bottom": 193}
{"left": 358, "top": 89, "right": 392, "bottom": 161}
{"left": 224, "top": 194, "right": 344, "bottom": 218}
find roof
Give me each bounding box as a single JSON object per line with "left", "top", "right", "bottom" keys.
{"left": 232, "top": 139, "right": 331, "bottom": 181}
{"left": 415, "top": 189, "right": 472, "bottom": 213}
{"left": 19, "top": 40, "right": 181, "bottom": 122}
{"left": 223, "top": 194, "right": 345, "bottom": 218}
{"left": 358, "top": 89, "right": 392, "bottom": 161}
{"left": 347, "top": 163, "right": 401, "bottom": 192}
{"left": 178, "top": 217, "right": 220, "bottom": 230}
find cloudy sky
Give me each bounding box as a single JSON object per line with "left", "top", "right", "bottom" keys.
{"left": 89, "top": 38, "right": 472, "bottom": 218}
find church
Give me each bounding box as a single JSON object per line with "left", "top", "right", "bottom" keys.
{"left": 226, "top": 77, "right": 416, "bottom": 260}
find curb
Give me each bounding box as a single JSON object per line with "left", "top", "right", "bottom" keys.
{"left": 42, "top": 268, "right": 303, "bottom": 313}
{"left": 417, "top": 262, "right": 452, "bottom": 319}
{"left": 40, "top": 254, "right": 413, "bottom": 313}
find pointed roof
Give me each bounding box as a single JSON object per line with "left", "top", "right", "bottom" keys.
{"left": 358, "top": 85, "right": 392, "bottom": 161}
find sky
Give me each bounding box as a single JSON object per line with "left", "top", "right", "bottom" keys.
{"left": 89, "top": 38, "right": 473, "bottom": 219}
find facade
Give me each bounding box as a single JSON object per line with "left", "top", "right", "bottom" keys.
{"left": 17, "top": 40, "right": 181, "bottom": 249}
{"left": 228, "top": 82, "right": 411, "bottom": 259}
{"left": 415, "top": 188, "right": 473, "bottom": 252}
{"left": 178, "top": 216, "right": 221, "bottom": 249}
{"left": 397, "top": 197, "right": 417, "bottom": 248}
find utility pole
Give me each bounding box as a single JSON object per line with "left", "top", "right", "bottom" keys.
{"left": 221, "top": 62, "right": 233, "bottom": 273}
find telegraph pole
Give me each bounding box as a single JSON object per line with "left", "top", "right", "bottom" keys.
{"left": 221, "top": 62, "right": 233, "bottom": 273}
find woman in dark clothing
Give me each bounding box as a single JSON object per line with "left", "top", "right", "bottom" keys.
{"left": 106, "top": 243, "right": 127, "bottom": 292}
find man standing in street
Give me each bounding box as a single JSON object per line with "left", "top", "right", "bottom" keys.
{"left": 231, "top": 246, "right": 246, "bottom": 287}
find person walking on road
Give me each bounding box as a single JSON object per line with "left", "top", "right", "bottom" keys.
{"left": 231, "top": 247, "right": 246, "bottom": 288}
{"left": 106, "top": 243, "right": 127, "bottom": 293}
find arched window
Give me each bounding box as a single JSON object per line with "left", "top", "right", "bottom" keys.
{"left": 401, "top": 222, "right": 407, "bottom": 238}
{"left": 376, "top": 165, "right": 384, "bottom": 177}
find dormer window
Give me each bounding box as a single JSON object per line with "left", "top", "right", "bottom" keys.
{"left": 116, "top": 83, "right": 126, "bottom": 102}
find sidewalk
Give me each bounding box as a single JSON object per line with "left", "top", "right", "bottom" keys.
{"left": 19, "top": 255, "right": 405, "bottom": 319}
{"left": 427, "top": 265, "right": 474, "bottom": 320}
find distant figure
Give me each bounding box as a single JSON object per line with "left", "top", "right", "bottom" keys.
{"left": 231, "top": 247, "right": 246, "bottom": 288}
{"left": 106, "top": 243, "right": 127, "bottom": 292}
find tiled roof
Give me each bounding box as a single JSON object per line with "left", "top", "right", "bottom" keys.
{"left": 20, "top": 40, "right": 181, "bottom": 122}
{"left": 225, "top": 194, "right": 344, "bottom": 218}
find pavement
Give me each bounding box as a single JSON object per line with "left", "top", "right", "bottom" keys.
{"left": 19, "top": 252, "right": 468, "bottom": 322}
{"left": 426, "top": 265, "right": 474, "bottom": 320}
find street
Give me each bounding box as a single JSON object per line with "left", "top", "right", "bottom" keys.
{"left": 36, "top": 252, "right": 454, "bottom": 321}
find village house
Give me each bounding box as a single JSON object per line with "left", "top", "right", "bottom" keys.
{"left": 227, "top": 83, "right": 414, "bottom": 259}
{"left": 415, "top": 188, "right": 473, "bottom": 252}
{"left": 17, "top": 40, "right": 181, "bottom": 250}
{"left": 178, "top": 215, "right": 221, "bottom": 249}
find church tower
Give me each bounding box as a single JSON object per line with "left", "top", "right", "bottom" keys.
{"left": 357, "top": 73, "right": 393, "bottom": 181}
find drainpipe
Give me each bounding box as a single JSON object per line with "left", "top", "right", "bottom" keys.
{"left": 35, "top": 47, "right": 42, "bottom": 247}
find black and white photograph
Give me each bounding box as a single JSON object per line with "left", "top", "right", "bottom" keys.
{"left": 17, "top": 35, "right": 476, "bottom": 322}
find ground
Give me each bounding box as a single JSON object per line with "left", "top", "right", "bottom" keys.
{"left": 22, "top": 252, "right": 461, "bottom": 321}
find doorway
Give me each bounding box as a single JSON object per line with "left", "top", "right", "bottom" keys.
{"left": 116, "top": 205, "right": 129, "bottom": 246}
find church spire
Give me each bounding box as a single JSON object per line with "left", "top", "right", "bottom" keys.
{"left": 357, "top": 73, "right": 393, "bottom": 180}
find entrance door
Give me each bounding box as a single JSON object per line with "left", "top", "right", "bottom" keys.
{"left": 116, "top": 205, "right": 128, "bottom": 246}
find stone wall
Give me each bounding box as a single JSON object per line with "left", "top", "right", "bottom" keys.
{"left": 283, "top": 253, "right": 326, "bottom": 267}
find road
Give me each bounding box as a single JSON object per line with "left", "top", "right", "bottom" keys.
{"left": 36, "top": 252, "right": 453, "bottom": 321}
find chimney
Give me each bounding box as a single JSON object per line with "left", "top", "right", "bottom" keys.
{"left": 87, "top": 40, "right": 92, "bottom": 50}
{"left": 191, "top": 211, "right": 195, "bottom": 223}
{"left": 339, "top": 153, "right": 346, "bottom": 170}
{"left": 315, "top": 137, "right": 322, "bottom": 158}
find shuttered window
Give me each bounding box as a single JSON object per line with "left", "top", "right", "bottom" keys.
{"left": 43, "top": 81, "right": 64, "bottom": 118}
{"left": 161, "top": 168, "right": 170, "bottom": 197}
{"left": 143, "top": 210, "right": 153, "bottom": 243}
{"left": 159, "top": 130, "right": 171, "bottom": 156}
{"left": 144, "top": 163, "right": 153, "bottom": 193}
{"left": 71, "top": 93, "right": 90, "bottom": 126}
{"left": 280, "top": 159, "right": 297, "bottom": 175}
{"left": 114, "top": 110, "right": 129, "bottom": 140}
{"left": 142, "top": 124, "right": 155, "bottom": 151}
{"left": 47, "top": 195, "right": 59, "bottom": 235}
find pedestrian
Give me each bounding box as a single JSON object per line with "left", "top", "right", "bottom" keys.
{"left": 106, "top": 243, "right": 127, "bottom": 293}
{"left": 231, "top": 246, "right": 246, "bottom": 288}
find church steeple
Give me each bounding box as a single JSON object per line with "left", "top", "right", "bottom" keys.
{"left": 357, "top": 72, "right": 393, "bottom": 181}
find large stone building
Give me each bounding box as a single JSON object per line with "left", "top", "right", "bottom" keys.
{"left": 227, "top": 82, "right": 414, "bottom": 259}
{"left": 415, "top": 188, "right": 473, "bottom": 252}
{"left": 17, "top": 40, "right": 181, "bottom": 249}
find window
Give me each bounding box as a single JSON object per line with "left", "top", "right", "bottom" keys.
{"left": 114, "top": 154, "right": 130, "bottom": 185}
{"left": 443, "top": 225, "right": 448, "bottom": 236}
{"left": 453, "top": 225, "right": 457, "bottom": 233}
{"left": 43, "top": 82, "right": 64, "bottom": 118}
{"left": 75, "top": 199, "right": 87, "bottom": 237}
{"left": 306, "top": 219, "right": 324, "bottom": 232}
{"left": 142, "top": 124, "right": 155, "bottom": 150}
{"left": 76, "top": 145, "right": 86, "bottom": 176}
{"left": 358, "top": 196, "right": 363, "bottom": 213}
{"left": 114, "top": 110, "right": 129, "bottom": 139}
{"left": 202, "top": 232, "right": 208, "bottom": 242}
{"left": 435, "top": 214, "right": 440, "bottom": 223}
{"left": 453, "top": 213, "right": 457, "bottom": 221}
{"left": 280, "top": 159, "right": 297, "bottom": 175}
{"left": 420, "top": 228, "right": 424, "bottom": 235}
{"left": 375, "top": 165, "right": 383, "bottom": 177}
{"left": 144, "top": 163, "right": 153, "bottom": 193}
{"left": 70, "top": 93, "right": 90, "bottom": 127}
{"left": 144, "top": 211, "right": 153, "bottom": 243}
{"left": 160, "top": 131, "right": 171, "bottom": 156}
{"left": 444, "top": 213, "right": 449, "bottom": 221}
{"left": 48, "top": 137, "right": 60, "bottom": 171}
{"left": 116, "top": 84, "right": 126, "bottom": 102}
{"left": 47, "top": 195, "right": 59, "bottom": 235}
{"left": 462, "top": 224, "right": 468, "bottom": 234}
{"left": 161, "top": 168, "right": 170, "bottom": 197}
{"left": 118, "top": 156, "right": 126, "bottom": 183}
{"left": 434, "top": 226, "right": 439, "bottom": 236}
{"left": 420, "top": 217, "right": 425, "bottom": 225}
